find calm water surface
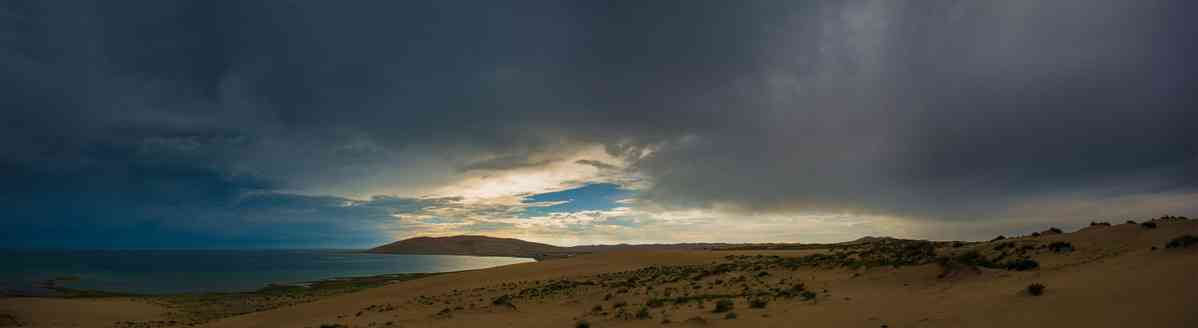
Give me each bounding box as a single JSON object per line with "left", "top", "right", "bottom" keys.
{"left": 1, "top": 249, "right": 533, "bottom": 294}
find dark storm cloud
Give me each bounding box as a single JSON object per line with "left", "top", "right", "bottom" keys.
{"left": 459, "top": 156, "right": 556, "bottom": 172}
{"left": 2, "top": 0, "right": 1195, "bottom": 247}
{"left": 629, "top": 0, "right": 1198, "bottom": 220}
{"left": 574, "top": 160, "right": 620, "bottom": 172}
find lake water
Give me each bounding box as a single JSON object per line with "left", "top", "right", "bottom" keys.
{"left": 0, "top": 249, "right": 533, "bottom": 295}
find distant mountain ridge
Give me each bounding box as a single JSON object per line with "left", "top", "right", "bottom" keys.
{"left": 369, "top": 234, "right": 975, "bottom": 260}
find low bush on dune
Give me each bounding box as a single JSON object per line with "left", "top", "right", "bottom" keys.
{"left": 1047, "top": 241, "right": 1074, "bottom": 253}
{"left": 799, "top": 290, "right": 817, "bottom": 301}
{"left": 749, "top": 298, "right": 769, "bottom": 309}
{"left": 635, "top": 307, "right": 652, "bottom": 320}
{"left": 1090, "top": 221, "right": 1111, "bottom": 227}
{"left": 646, "top": 298, "right": 665, "bottom": 308}
{"left": 575, "top": 320, "right": 591, "bottom": 328}
{"left": 1141, "top": 222, "right": 1158, "bottom": 229}
{"left": 724, "top": 312, "right": 738, "bottom": 320}
{"left": 936, "top": 256, "right": 982, "bottom": 278}
{"left": 1017, "top": 244, "right": 1036, "bottom": 253}
{"left": 1165, "top": 235, "right": 1198, "bottom": 249}
{"left": 713, "top": 299, "right": 735, "bottom": 313}
{"left": 0, "top": 314, "right": 19, "bottom": 327}
{"left": 951, "top": 250, "right": 999, "bottom": 269}
{"left": 991, "top": 235, "right": 1006, "bottom": 242}
{"left": 1126, "top": 220, "right": 1137, "bottom": 225}
{"left": 492, "top": 294, "right": 514, "bottom": 308}
{"left": 320, "top": 324, "right": 347, "bottom": 328}
{"left": 1026, "top": 283, "right": 1046, "bottom": 296}
{"left": 1005, "top": 259, "right": 1039, "bottom": 271}
{"left": 1048, "top": 227, "right": 1063, "bottom": 234}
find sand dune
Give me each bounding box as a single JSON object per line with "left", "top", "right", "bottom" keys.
{"left": 3, "top": 220, "right": 1196, "bottom": 327}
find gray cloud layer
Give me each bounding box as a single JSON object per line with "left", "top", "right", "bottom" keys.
{"left": 2, "top": 0, "right": 1195, "bottom": 247}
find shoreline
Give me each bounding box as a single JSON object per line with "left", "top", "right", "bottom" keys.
{"left": 3, "top": 271, "right": 440, "bottom": 299}
{"left": 1, "top": 251, "right": 534, "bottom": 298}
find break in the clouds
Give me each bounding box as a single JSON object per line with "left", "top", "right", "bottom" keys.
{"left": 2, "top": 0, "right": 1195, "bottom": 248}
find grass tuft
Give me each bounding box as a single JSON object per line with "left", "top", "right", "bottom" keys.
{"left": 1026, "top": 283, "right": 1045, "bottom": 296}
{"left": 713, "top": 299, "right": 735, "bottom": 313}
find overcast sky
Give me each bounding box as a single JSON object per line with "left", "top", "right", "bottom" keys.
{"left": 2, "top": 0, "right": 1195, "bottom": 248}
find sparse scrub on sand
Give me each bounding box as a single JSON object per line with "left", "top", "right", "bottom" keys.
{"left": 575, "top": 320, "right": 591, "bottom": 328}
{"left": 1165, "top": 235, "right": 1198, "bottom": 249}
{"left": 1141, "top": 222, "right": 1158, "bottom": 229}
{"left": 725, "top": 239, "right": 937, "bottom": 271}
{"left": 1026, "top": 283, "right": 1046, "bottom": 296}
{"left": 724, "top": 312, "right": 738, "bottom": 319}
{"left": 778, "top": 282, "right": 806, "bottom": 296}
{"left": 1048, "top": 227, "right": 1063, "bottom": 234}
{"left": 713, "top": 299, "right": 735, "bottom": 313}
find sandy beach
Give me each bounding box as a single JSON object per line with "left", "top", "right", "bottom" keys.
{"left": 4, "top": 220, "right": 1196, "bottom": 328}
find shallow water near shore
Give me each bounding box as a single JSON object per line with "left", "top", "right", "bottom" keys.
{"left": 1, "top": 249, "right": 532, "bottom": 295}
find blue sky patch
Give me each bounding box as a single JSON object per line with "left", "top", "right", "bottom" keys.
{"left": 521, "top": 183, "right": 634, "bottom": 217}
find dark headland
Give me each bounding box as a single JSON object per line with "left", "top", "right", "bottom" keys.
{"left": 367, "top": 235, "right": 738, "bottom": 260}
